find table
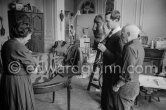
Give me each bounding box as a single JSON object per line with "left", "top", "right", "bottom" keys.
{"left": 138, "top": 74, "right": 166, "bottom": 103}
{"left": 139, "top": 74, "right": 166, "bottom": 90}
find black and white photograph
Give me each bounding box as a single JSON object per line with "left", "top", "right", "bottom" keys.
{"left": 0, "top": 0, "right": 166, "bottom": 110}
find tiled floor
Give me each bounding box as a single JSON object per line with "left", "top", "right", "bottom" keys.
{"left": 35, "top": 77, "right": 166, "bottom": 110}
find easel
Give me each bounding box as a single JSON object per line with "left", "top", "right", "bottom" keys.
{"left": 87, "top": 31, "right": 109, "bottom": 91}
{"left": 87, "top": 50, "right": 103, "bottom": 91}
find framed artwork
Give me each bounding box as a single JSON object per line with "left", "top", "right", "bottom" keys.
{"left": 79, "top": 0, "right": 96, "bottom": 14}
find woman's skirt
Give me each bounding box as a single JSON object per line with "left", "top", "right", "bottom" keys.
{"left": 0, "top": 74, "right": 36, "bottom": 110}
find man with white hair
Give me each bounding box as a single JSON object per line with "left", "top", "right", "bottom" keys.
{"left": 112, "top": 24, "right": 145, "bottom": 110}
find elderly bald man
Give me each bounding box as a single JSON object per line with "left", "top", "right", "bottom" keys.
{"left": 112, "top": 24, "right": 145, "bottom": 110}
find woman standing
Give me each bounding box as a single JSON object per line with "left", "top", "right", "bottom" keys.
{"left": 0, "top": 22, "right": 37, "bottom": 110}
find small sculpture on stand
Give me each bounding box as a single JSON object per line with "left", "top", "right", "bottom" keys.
{"left": 59, "top": 10, "right": 64, "bottom": 39}
{"left": 60, "top": 10, "right": 64, "bottom": 22}
{"left": 59, "top": 10, "right": 64, "bottom": 38}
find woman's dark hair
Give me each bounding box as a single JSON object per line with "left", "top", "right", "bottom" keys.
{"left": 105, "top": 10, "right": 120, "bottom": 21}
{"left": 11, "top": 22, "right": 33, "bottom": 38}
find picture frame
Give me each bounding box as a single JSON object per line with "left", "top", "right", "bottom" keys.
{"left": 78, "top": 0, "right": 97, "bottom": 14}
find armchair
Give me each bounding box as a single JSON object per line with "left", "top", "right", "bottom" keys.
{"left": 32, "top": 43, "right": 80, "bottom": 110}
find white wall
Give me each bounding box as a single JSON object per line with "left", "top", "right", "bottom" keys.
{"left": 115, "top": 0, "right": 166, "bottom": 42}
{"left": 44, "top": 0, "right": 56, "bottom": 52}
{"left": 142, "top": 0, "right": 166, "bottom": 40}
{"left": 56, "top": 0, "right": 65, "bottom": 41}
{"left": 115, "top": 0, "right": 142, "bottom": 27}
{"left": 44, "top": 0, "right": 65, "bottom": 52}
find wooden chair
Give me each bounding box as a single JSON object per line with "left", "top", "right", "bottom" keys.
{"left": 32, "top": 51, "right": 80, "bottom": 110}
{"left": 33, "top": 73, "right": 73, "bottom": 110}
